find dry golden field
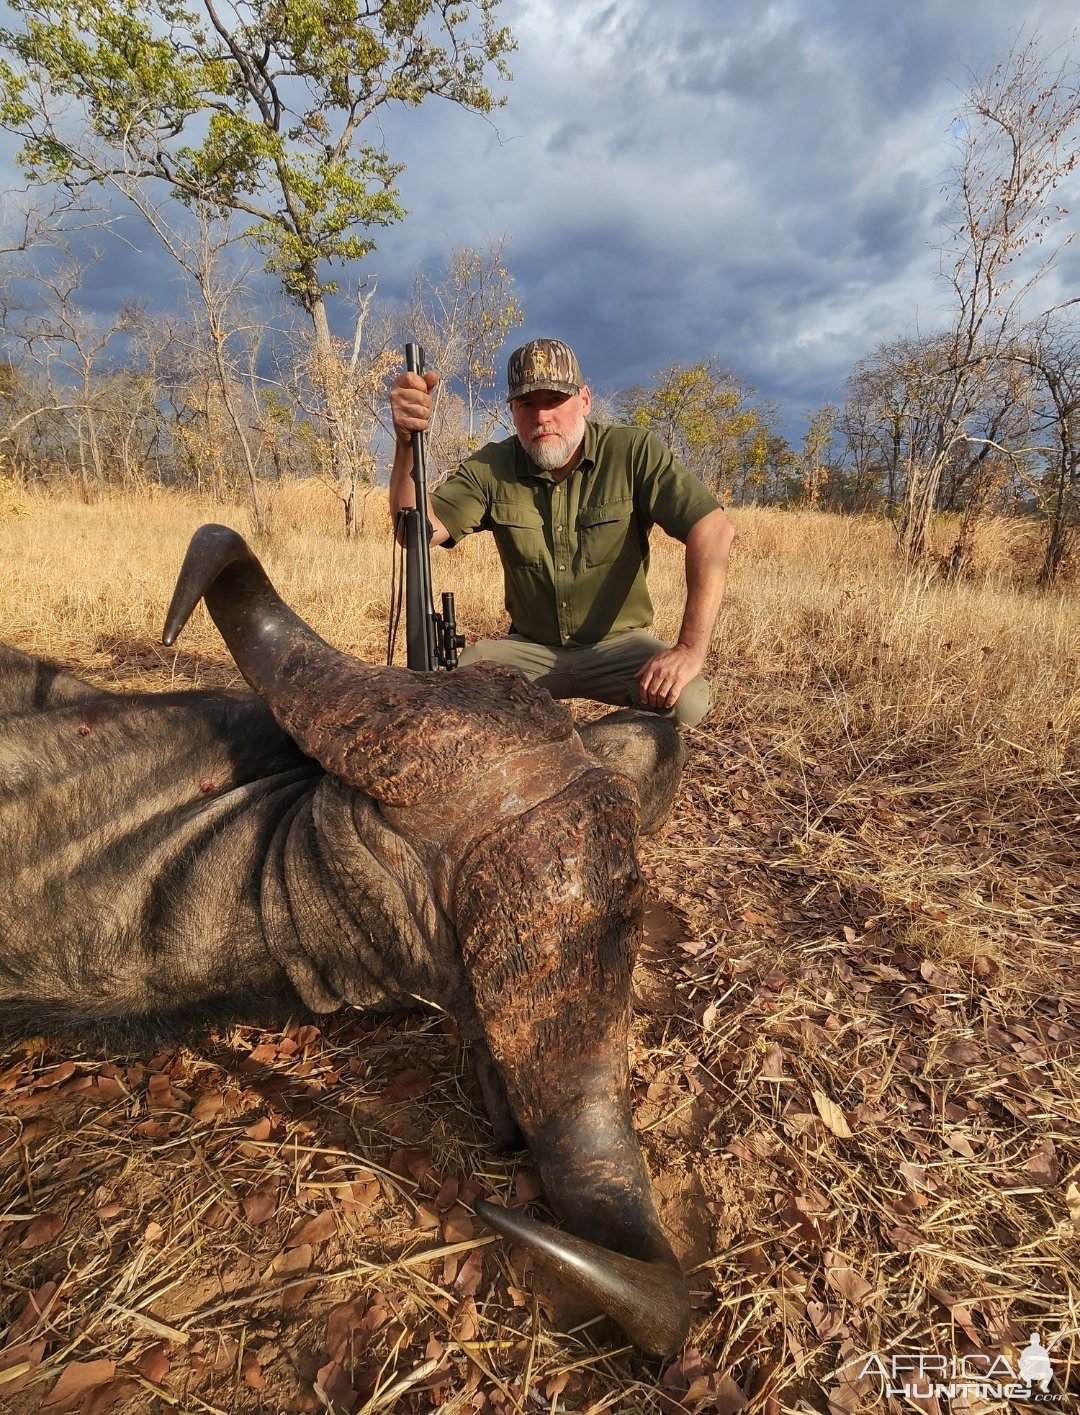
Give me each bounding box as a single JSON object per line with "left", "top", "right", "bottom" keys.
{"left": 0, "top": 481, "right": 1077, "bottom": 1415}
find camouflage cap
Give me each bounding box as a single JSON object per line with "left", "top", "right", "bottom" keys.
{"left": 506, "top": 339, "right": 583, "bottom": 402}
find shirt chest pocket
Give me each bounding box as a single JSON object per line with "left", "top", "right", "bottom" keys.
{"left": 488, "top": 503, "right": 546, "bottom": 568}
{"left": 579, "top": 499, "right": 633, "bottom": 568}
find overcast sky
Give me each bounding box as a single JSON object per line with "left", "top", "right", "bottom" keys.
{"left": 2, "top": 0, "right": 1079, "bottom": 442}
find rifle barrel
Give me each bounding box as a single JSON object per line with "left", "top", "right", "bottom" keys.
{"left": 403, "top": 342, "right": 436, "bottom": 670}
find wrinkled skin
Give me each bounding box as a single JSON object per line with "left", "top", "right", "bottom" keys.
{"left": 0, "top": 526, "right": 692, "bottom": 1356}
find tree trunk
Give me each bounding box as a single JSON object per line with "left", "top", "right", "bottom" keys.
{"left": 1038, "top": 441, "right": 1077, "bottom": 586}
{"left": 308, "top": 292, "right": 357, "bottom": 537}
{"left": 203, "top": 295, "right": 266, "bottom": 537}
{"left": 897, "top": 455, "right": 945, "bottom": 562}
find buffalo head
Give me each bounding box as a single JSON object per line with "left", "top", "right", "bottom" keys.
{"left": 157, "top": 523, "right": 690, "bottom": 1355}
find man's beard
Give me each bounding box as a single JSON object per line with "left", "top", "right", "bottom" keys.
{"left": 524, "top": 414, "right": 586, "bottom": 471}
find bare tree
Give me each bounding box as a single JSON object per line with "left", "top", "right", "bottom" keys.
{"left": 10, "top": 249, "right": 131, "bottom": 496}
{"left": 898, "top": 35, "right": 1080, "bottom": 562}
{"left": 402, "top": 240, "right": 524, "bottom": 458}
{"left": 109, "top": 189, "right": 278, "bottom": 529}
{"left": 0, "top": 184, "right": 105, "bottom": 258}
{"left": 296, "top": 282, "right": 397, "bottom": 534}
{"left": 841, "top": 330, "right": 1038, "bottom": 552}
{"left": 1000, "top": 318, "right": 1080, "bottom": 583}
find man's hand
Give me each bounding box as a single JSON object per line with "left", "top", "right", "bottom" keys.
{"left": 637, "top": 507, "right": 733, "bottom": 713}
{"left": 390, "top": 369, "right": 438, "bottom": 445}
{"left": 388, "top": 366, "right": 451, "bottom": 545}
{"left": 635, "top": 643, "right": 705, "bottom": 711}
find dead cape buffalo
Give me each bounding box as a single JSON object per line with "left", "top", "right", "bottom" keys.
{"left": 0, "top": 524, "right": 692, "bottom": 1357}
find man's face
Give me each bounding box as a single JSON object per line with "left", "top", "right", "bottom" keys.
{"left": 511, "top": 386, "right": 592, "bottom": 473}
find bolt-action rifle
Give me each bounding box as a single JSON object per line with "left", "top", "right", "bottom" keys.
{"left": 394, "top": 343, "right": 465, "bottom": 671}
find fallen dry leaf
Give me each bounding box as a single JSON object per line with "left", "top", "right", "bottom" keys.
{"left": 943, "top": 1041, "right": 982, "bottom": 1065}
{"left": 415, "top": 1202, "right": 441, "bottom": 1231}
{"left": 388, "top": 1146, "right": 432, "bottom": 1183}
{"left": 191, "top": 1089, "right": 224, "bottom": 1122}
{"left": 241, "top": 1188, "right": 278, "bottom": 1225}
{"left": 806, "top": 1300, "right": 847, "bottom": 1341}
{"left": 0, "top": 1341, "right": 47, "bottom": 1397}
{"left": 21, "top": 1213, "right": 64, "bottom": 1250}
{"left": 826, "top": 1382, "right": 862, "bottom": 1415}
{"left": 454, "top": 1248, "right": 484, "bottom": 1297}
{"left": 824, "top": 1251, "right": 876, "bottom": 1306}
{"left": 434, "top": 1176, "right": 459, "bottom": 1210}
{"left": 242, "top": 1350, "right": 267, "bottom": 1391}
{"left": 336, "top": 1177, "right": 381, "bottom": 1216}
{"left": 41, "top": 1358, "right": 116, "bottom": 1412}
{"left": 8, "top": 1281, "right": 59, "bottom": 1340}
{"left": 134, "top": 1343, "right": 171, "bottom": 1384}
{"left": 146, "top": 1074, "right": 180, "bottom": 1110}
{"left": 682, "top": 1372, "right": 747, "bottom": 1412}
{"left": 288, "top": 1210, "right": 336, "bottom": 1248}
{"left": 453, "top": 1297, "right": 479, "bottom": 1342}
{"left": 381, "top": 1065, "right": 431, "bottom": 1102}
{"left": 812, "top": 1089, "right": 853, "bottom": 1138}
{"left": 1026, "top": 1137, "right": 1060, "bottom": 1187}
{"left": 442, "top": 1207, "right": 475, "bottom": 1244}
{"left": 780, "top": 1191, "right": 833, "bottom": 1248}
{"left": 760, "top": 1042, "right": 786, "bottom": 1079}
{"left": 273, "top": 1242, "right": 313, "bottom": 1276}
{"left": 82, "top": 1379, "right": 141, "bottom": 1415}
{"left": 315, "top": 1359, "right": 358, "bottom": 1412}
{"left": 943, "top": 1131, "right": 976, "bottom": 1158}
{"left": 34, "top": 1062, "right": 76, "bottom": 1090}
{"left": 544, "top": 1370, "right": 572, "bottom": 1400}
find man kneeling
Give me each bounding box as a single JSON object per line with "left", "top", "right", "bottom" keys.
{"left": 389, "top": 338, "right": 735, "bottom": 728}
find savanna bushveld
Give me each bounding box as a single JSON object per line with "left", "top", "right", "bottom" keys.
{"left": 0, "top": 0, "right": 1079, "bottom": 1410}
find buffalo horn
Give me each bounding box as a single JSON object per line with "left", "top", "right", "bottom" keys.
{"left": 474, "top": 1198, "right": 689, "bottom": 1357}
{"left": 162, "top": 523, "right": 343, "bottom": 690}
{"left": 162, "top": 524, "right": 573, "bottom": 805}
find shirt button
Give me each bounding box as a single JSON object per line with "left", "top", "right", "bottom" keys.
{"left": 558, "top": 564, "right": 566, "bottom": 571}
{"left": 560, "top": 601, "right": 568, "bottom": 608}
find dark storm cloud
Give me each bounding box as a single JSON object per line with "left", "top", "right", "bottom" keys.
{"left": 3, "top": 0, "right": 1079, "bottom": 438}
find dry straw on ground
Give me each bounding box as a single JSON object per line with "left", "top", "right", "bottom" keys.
{"left": 0, "top": 483, "right": 1077, "bottom": 1415}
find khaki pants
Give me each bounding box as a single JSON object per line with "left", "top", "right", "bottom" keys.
{"left": 459, "top": 629, "right": 711, "bottom": 728}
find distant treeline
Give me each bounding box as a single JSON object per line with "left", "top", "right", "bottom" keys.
{"left": 1, "top": 284, "right": 1076, "bottom": 585}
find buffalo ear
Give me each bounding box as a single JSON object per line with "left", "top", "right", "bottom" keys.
{"left": 576, "top": 710, "right": 687, "bottom": 835}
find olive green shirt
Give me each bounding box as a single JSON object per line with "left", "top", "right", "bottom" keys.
{"left": 431, "top": 420, "right": 720, "bottom": 648}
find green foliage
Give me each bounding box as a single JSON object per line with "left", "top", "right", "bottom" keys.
{"left": 619, "top": 360, "right": 765, "bottom": 496}
{"left": 0, "top": 0, "right": 514, "bottom": 307}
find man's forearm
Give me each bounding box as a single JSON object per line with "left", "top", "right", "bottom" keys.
{"left": 676, "top": 510, "right": 735, "bottom": 660}
{"left": 390, "top": 439, "right": 417, "bottom": 518}
{"left": 390, "top": 438, "right": 451, "bottom": 545}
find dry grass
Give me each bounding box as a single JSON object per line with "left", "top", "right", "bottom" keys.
{"left": 0, "top": 483, "right": 1077, "bottom": 1414}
